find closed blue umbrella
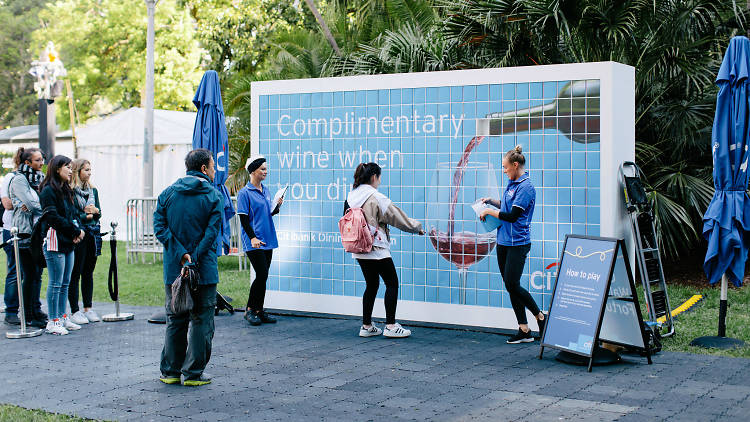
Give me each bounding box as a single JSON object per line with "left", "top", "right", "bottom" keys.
{"left": 694, "top": 36, "right": 750, "bottom": 348}
{"left": 192, "top": 70, "right": 235, "bottom": 254}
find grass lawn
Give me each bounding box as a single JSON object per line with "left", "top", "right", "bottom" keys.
{"left": 1, "top": 241, "right": 749, "bottom": 358}
{"left": 0, "top": 405, "right": 93, "bottom": 421}
{"left": 0, "top": 241, "right": 254, "bottom": 310}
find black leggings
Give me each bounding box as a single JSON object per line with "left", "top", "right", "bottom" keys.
{"left": 356, "top": 258, "right": 399, "bottom": 325}
{"left": 497, "top": 244, "right": 540, "bottom": 325}
{"left": 18, "top": 248, "right": 43, "bottom": 318}
{"left": 69, "top": 233, "right": 97, "bottom": 314}
{"left": 246, "top": 249, "right": 273, "bottom": 312}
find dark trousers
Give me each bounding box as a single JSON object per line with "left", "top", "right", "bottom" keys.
{"left": 161, "top": 283, "right": 216, "bottom": 380}
{"left": 246, "top": 249, "right": 272, "bottom": 312}
{"left": 69, "top": 233, "right": 97, "bottom": 313}
{"left": 356, "top": 258, "right": 399, "bottom": 325}
{"left": 3, "top": 230, "right": 18, "bottom": 315}
{"left": 497, "top": 244, "right": 540, "bottom": 325}
{"left": 18, "top": 248, "right": 43, "bottom": 318}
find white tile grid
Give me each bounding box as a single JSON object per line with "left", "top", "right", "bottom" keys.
{"left": 261, "top": 85, "right": 600, "bottom": 309}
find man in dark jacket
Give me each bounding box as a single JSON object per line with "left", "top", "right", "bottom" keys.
{"left": 154, "top": 148, "right": 222, "bottom": 386}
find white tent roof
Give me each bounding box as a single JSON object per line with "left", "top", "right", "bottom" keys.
{"left": 0, "top": 125, "right": 73, "bottom": 143}
{"left": 77, "top": 107, "right": 195, "bottom": 147}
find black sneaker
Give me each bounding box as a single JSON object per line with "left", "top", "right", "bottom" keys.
{"left": 259, "top": 311, "right": 276, "bottom": 324}
{"left": 28, "top": 318, "right": 47, "bottom": 328}
{"left": 507, "top": 329, "right": 534, "bottom": 344}
{"left": 536, "top": 318, "right": 546, "bottom": 338}
{"left": 4, "top": 313, "right": 20, "bottom": 325}
{"left": 244, "top": 311, "right": 261, "bottom": 326}
{"left": 34, "top": 311, "right": 48, "bottom": 323}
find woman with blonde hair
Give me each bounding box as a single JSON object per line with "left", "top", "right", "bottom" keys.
{"left": 480, "top": 146, "right": 545, "bottom": 344}
{"left": 68, "top": 158, "right": 102, "bottom": 325}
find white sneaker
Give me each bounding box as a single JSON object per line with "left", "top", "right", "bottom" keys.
{"left": 383, "top": 323, "right": 411, "bottom": 338}
{"left": 46, "top": 320, "right": 69, "bottom": 336}
{"left": 70, "top": 311, "right": 89, "bottom": 325}
{"left": 62, "top": 315, "right": 81, "bottom": 331}
{"left": 83, "top": 309, "right": 101, "bottom": 322}
{"left": 359, "top": 324, "right": 383, "bottom": 337}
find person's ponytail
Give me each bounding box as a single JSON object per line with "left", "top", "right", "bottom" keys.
{"left": 13, "top": 147, "right": 24, "bottom": 169}
{"left": 352, "top": 162, "right": 382, "bottom": 189}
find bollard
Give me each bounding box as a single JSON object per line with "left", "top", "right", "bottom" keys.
{"left": 6, "top": 227, "right": 43, "bottom": 339}
{"left": 102, "top": 222, "right": 134, "bottom": 322}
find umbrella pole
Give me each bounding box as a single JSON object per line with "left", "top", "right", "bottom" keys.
{"left": 690, "top": 273, "right": 745, "bottom": 349}
{"left": 718, "top": 274, "right": 728, "bottom": 337}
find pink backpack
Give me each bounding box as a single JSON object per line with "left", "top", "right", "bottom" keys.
{"left": 339, "top": 207, "right": 374, "bottom": 253}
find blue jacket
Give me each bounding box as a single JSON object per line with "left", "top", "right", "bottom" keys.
{"left": 154, "top": 171, "right": 223, "bottom": 285}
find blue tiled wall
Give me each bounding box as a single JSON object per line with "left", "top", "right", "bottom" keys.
{"left": 257, "top": 81, "right": 600, "bottom": 310}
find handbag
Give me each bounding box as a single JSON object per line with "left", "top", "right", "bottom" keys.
{"left": 170, "top": 264, "right": 201, "bottom": 314}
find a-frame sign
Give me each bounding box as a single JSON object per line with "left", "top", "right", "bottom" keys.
{"left": 539, "top": 235, "right": 652, "bottom": 372}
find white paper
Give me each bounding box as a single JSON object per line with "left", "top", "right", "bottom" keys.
{"left": 472, "top": 199, "right": 502, "bottom": 232}
{"left": 471, "top": 200, "right": 489, "bottom": 216}
{"left": 272, "top": 184, "right": 289, "bottom": 210}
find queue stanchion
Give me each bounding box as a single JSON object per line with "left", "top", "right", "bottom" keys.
{"left": 6, "top": 227, "right": 43, "bottom": 339}
{"left": 102, "top": 222, "right": 134, "bottom": 322}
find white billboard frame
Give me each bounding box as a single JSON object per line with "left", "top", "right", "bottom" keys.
{"left": 251, "top": 62, "right": 635, "bottom": 330}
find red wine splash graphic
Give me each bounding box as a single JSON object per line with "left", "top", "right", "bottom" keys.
{"left": 429, "top": 135, "right": 496, "bottom": 269}
{"left": 448, "top": 136, "right": 485, "bottom": 235}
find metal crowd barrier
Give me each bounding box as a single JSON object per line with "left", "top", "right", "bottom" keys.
{"left": 125, "top": 197, "right": 247, "bottom": 270}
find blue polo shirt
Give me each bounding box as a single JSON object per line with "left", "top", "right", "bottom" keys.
{"left": 497, "top": 173, "right": 535, "bottom": 246}
{"left": 237, "top": 182, "right": 278, "bottom": 251}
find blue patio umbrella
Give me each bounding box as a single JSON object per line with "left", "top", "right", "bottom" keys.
{"left": 694, "top": 36, "right": 750, "bottom": 348}
{"left": 192, "top": 70, "right": 235, "bottom": 254}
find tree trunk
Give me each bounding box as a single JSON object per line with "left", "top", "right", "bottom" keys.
{"left": 303, "top": 0, "right": 341, "bottom": 56}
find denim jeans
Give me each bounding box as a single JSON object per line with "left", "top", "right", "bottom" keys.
{"left": 44, "top": 248, "right": 75, "bottom": 321}
{"left": 3, "top": 230, "right": 18, "bottom": 315}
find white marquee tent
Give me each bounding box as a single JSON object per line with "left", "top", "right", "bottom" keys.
{"left": 76, "top": 107, "right": 195, "bottom": 232}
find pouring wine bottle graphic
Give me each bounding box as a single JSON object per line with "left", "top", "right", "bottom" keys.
{"left": 426, "top": 80, "right": 600, "bottom": 305}
{"left": 477, "top": 80, "right": 599, "bottom": 143}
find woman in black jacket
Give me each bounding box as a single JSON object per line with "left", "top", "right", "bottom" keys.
{"left": 39, "top": 156, "right": 85, "bottom": 336}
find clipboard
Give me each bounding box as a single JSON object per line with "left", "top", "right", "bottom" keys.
{"left": 272, "top": 184, "right": 289, "bottom": 211}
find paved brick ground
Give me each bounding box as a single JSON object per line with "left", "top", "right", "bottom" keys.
{"left": 1, "top": 303, "right": 749, "bottom": 421}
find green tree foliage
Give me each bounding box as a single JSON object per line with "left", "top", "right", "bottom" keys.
{"left": 320, "top": 0, "right": 748, "bottom": 259}
{"left": 223, "top": 0, "right": 441, "bottom": 191}
{"left": 0, "top": 0, "right": 49, "bottom": 127}
{"left": 32, "top": 0, "right": 205, "bottom": 125}
{"left": 218, "top": 0, "right": 746, "bottom": 258}
{"left": 179, "top": 0, "right": 319, "bottom": 77}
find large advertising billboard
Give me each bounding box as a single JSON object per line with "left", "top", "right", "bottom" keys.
{"left": 252, "top": 62, "right": 634, "bottom": 330}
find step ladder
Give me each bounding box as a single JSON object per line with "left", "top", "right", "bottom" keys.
{"left": 619, "top": 162, "right": 675, "bottom": 337}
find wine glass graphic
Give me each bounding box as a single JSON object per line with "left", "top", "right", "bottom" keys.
{"left": 426, "top": 159, "right": 500, "bottom": 304}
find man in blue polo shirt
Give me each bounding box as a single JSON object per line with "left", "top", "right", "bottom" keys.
{"left": 236, "top": 155, "right": 282, "bottom": 326}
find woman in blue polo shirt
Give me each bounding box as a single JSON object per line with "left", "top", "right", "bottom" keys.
{"left": 237, "top": 155, "right": 283, "bottom": 326}
{"left": 480, "top": 145, "right": 545, "bottom": 344}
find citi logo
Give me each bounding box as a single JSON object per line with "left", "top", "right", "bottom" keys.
{"left": 531, "top": 262, "right": 558, "bottom": 290}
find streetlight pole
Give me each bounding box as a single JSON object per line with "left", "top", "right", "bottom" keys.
{"left": 143, "top": 0, "right": 157, "bottom": 197}
{"left": 29, "top": 42, "right": 66, "bottom": 162}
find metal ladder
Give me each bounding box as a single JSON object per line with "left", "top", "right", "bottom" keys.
{"left": 619, "top": 162, "right": 675, "bottom": 337}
